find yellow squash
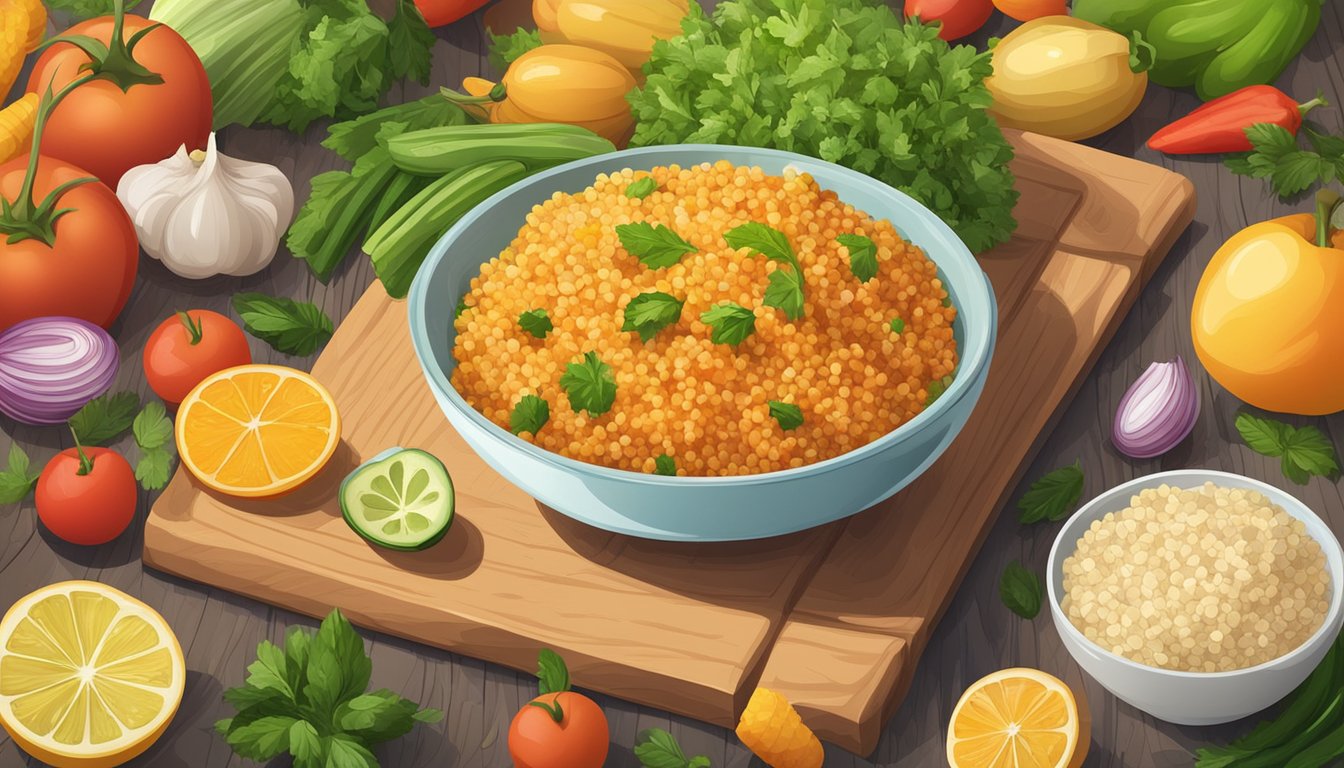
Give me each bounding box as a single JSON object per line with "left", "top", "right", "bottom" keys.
{"left": 986, "top": 16, "right": 1152, "bottom": 141}
{"left": 552, "top": 0, "right": 688, "bottom": 72}
{"left": 533, "top": 0, "right": 564, "bottom": 43}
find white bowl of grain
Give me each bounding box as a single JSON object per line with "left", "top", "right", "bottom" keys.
{"left": 1047, "top": 469, "right": 1344, "bottom": 725}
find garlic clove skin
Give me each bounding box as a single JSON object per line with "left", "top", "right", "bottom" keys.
{"left": 116, "top": 133, "right": 294, "bottom": 280}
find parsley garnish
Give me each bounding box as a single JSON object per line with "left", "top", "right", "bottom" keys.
{"left": 132, "top": 402, "right": 176, "bottom": 491}
{"left": 0, "top": 444, "right": 39, "bottom": 505}
{"left": 1224, "top": 123, "right": 1344, "bottom": 200}
{"left": 232, "top": 293, "right": 334, "bottom": 356}
{"left": 654, "top": 454, "right": 677, "bottom": 476}
{"left": 635, "top": 728, "right": 711, "bottom": 768}
{"left": 69, "top": 392, "right": 141, "bottom": 446}
{"left": 217, "top": 609, "right": 442, "bottom": 766}
{"left": 519, "top": 309, "right": 553, "bottom": 339}
{"left": 999, "top": 562, "right": 1042, "bottom": 619}
{"left": 560, "top": 352, "right": 617, "bottom": 417}
{"left": 890, "top": 317, "right": 905, "bottom": 333}
{"left": 454, "top": 296, "right": 469, "bottom": 319}
{"left": 700, "top": 302, "right": 756, "bottom": 346}
{"left": 1016, "top": 460, "right": 1084, "bottom": 524}
{"left": 623, "top": 292, "right": 684, "bottom": 342}
{"left": 768, "top": 401, "right": 804, "bottom": 431}
{"left": 1235, "top": 413, "right": 1340, "bottom": 484}
{"left": 615, "top": 222, "right": 697, "bottom": 268}
{"left": 488, "top": 27, "right": 542, "bottom": 71}
{"left": 725, "top": 222, "right": 805, "bottom": 320}
{"left": 626, "top": 177, "right": 658, "bottom": 199}
{"left": 837, "top": 233, "right": 878, "bottom": 282}
{"left": 510, "top": 395, "right": 550, "bottom": 437}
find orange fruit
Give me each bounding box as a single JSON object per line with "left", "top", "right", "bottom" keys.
{"left": 175, "top": 364, "right": 341, "bottom": 497}
{"left": 946, "top": 668, "right": 1089, "bottom": 768}
{"left": 735, "top": 688, "right": 823, "bottom": 768}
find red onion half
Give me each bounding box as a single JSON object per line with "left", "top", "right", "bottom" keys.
{"left": 0, "top": 317, "right": 120, "bottom": 425}
{"left": 1113, "top": 357, "right": 1200, "bottom": 459}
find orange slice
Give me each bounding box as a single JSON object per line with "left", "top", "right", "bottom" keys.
{"left": 175, "top": 364, "right": 341, "bottom": 497}
{"left": 947, "top": 668, "right": 1089, "bottom": 768}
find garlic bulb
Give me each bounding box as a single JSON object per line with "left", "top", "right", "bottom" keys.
{"left": 117, "top": 133, "right": 294, "bottom": 279}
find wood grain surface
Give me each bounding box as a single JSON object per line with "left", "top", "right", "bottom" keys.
{"left": 4, "top": 2, "right": 1344, "bottom": 767}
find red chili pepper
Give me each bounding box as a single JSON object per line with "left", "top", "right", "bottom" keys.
{"left": 1147, "top": 86, "right": 1328, "bottom": 155}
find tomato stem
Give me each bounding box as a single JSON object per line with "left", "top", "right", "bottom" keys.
{"left": 1315, "top": 189, "right": 1341, "bottom": 249}
{"left": 69, "top": 427, "right": 95, "bottom": 477}
{"left": 177, "top": 311, "right": 205, "bottom": 345}
{"left": 527, "top": 695, "right": 565, "bottom": 724}
{"left": 35, "top": 0, "right": 164, "bottom": 94}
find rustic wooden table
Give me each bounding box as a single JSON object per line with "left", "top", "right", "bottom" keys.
{"left": 4, "top": 2, "right": 1343, "bottom": 766}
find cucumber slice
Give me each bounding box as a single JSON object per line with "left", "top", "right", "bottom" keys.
{"left": 340, "top": 448, "right": 454, "bottom": 551}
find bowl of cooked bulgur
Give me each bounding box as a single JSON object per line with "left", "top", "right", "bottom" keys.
{"left": 407, "top": 145, "right": 997, "bottom": 540}
{"left": 1048, "top": 469, "right": 1344, "bottom": 725}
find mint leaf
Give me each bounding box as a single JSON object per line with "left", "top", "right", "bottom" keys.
{"left": 1016, "top": 460, "right": 1084, "bottom": 524}
{"left": 288, "top": 721, "right": 324, "bottom": 765}
{"left": 1283, "top": 426, "right": 1341, "bottom": 478}
{"left": 764, "top": 268, "right": 805, "bottom": 321}
{"left": 560, "top": 353, "right": 617, "bottom": 418}
{"left": 623, "top": 292, "right": 684, "bottom": 342}
{"left": 246, "top": 641, "right": 296, "bottom": 701}
{"left": 69, "top": 392, "right": 141, "bottom": 446}
{"left": 724, "top": 222, "right": 797, "bottom": 268}
{"left": 519, "top": 309, "right": 554, "bottom": 339}
{"left": 225, "top": 716, "right": 296, "bottom": 761}
{"left": 700, "top": 303, "right": 756, "bottom": 346}
{"left": 768, "top": 401, "right": 804, "bottom": 431}
{"left": 838, "top": 233, "right": 878, "bottom": 282}
{"left": 132, "top": 402, "right": 173, "bottom": 450}
{"left": 626, "top": 177, "right": 658, "bottom": 199}
{"left": 654, "top": 454, "right": 676, "bottom": 476}
{"left": 135, "top": 448, "right": 173, "bottom": 491}
{"left": 326, "top": 734, "right": 379, "bottom": 768}
{"left": 1000, "top": 562, "right": 1042, "bottom": 619}
{"left": 510, "top": 395, "right": 550, "bottom": 436}
{"left": 635, "top": 727, "right": 711, "bottom": 768}
{"left": 616, "top": 222, "right": 697, "bottom": 268}
{"left": 0, "top": 444, "right": 40, "bottom": 505}
{"left": 233, "top": 293, "right": 334, "bottom": 357}
{"left": 1238, "top": 413, "right": 1340, "bottom": 484}
{"left": 537, "top": 648, "right": 571, "bottom": 695}
{"left": 302, "top": 610, "right": 372, "bottom": 725}
{"left": 890, "top": 317, "right": 905, "bottom": 333}
{"left": 1235, "top": 412, "right": 1286, "bottom": 456}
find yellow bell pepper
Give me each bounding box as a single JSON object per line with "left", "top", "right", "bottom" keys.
{"left": 552, "top": 0, "right": 689, "bottom": 72}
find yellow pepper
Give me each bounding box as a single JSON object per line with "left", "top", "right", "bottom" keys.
{"left": 551, "top": 0, "right": 688, "bottom": 73}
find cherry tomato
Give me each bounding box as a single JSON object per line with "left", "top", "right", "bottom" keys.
{"left": 905, "top": 0, "right": 994, "bottom": 41}
{"left": 991, "top": 0, "right": 1067, "bottom": 21}
{"left": 414, "top": 0, "right": 491, "bottom": 28}
{"left": 36, "top": 447, "right": 138, "bottom": 546}
{"left": 27, "top": 14, "right": 212, "bottom": 187}
{"left": 144, "top": 311, "right": 252, "bottom": 406}
{"left": 0, "top": 155, "right": 138, "bottom": 333}
{"left": 508, "top": 691, "right": 609, "bottom": 768}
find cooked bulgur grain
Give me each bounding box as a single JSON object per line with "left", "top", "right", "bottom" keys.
{"left": 1061, "top": 483, "right": 1330, "bottom": 673}
{"left": 450, "top": 161, "right": 958, "bottom": 476}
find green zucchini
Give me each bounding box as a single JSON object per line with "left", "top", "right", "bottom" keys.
{"left": 387, "top": 123, "right": 616, "bottom": 175}
{"left": 340, "top": 448, "right": 454, "bottom": 551}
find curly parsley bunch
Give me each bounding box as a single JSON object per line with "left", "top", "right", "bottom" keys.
{"left": 629, "top": 0, "right": 1019, "bottom": 253}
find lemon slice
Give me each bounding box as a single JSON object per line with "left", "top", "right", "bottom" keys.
{"left": 946, "top": 667, "right": 1089, "bottom": 768}
{"left": 0, "top": 581, "right": 185, "bottom": 767}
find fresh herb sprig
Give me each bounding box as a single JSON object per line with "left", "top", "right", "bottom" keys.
{"left": 635, "top": 728, "right": 711, "bottom": 768}
{"left": 700, "top": 302, "right": 756, "bottom": 346}
{"left": 1016, "top": 460, "right": 1084, "bottom": 524}
{"left": 768, "top": 401, "right": 803, "bottom": 431}
{"left": 654, "top": 454, "right": 677, "bottom": 476}
{"left": 725, "top": 222, "right": 805, "bottom": 320}
{"left": 616, "top": 222, "right": 697, "bottom": 268}
{"left": 0, "top": 445, "right": 39, "bottom": 505}
{"left": 488, "top": 27, "right": 543, "bottom": 71}
{"left": 1224, "top": 123, "right": 1344, "bottom": 199}
{"left": 519, "top": 309, "right": 553, "bottom": 339}
{"left": 510, "top": 395, "right": 550, "bottom": 437}
{"left": 132, "top": 402, "right": 175, "bottom": 491}
{"left": 560, "top": 352, "right": 617, "bottom": 417}
{"left": 1236, "top": 413, "right": 1340, "bottom": 484}
{"left": 626, "top": 177, "right": 658, "bottom": 200}
{"left": 999, "top": 562, "right": 1042, "bottom": 620}
{"left": 837, "top": 233, "right": 878, "bottom": 282}
{"left": 623, "top": 292, "right": 684, "bottom": 342}
{"left": 233, "top": 293, "right": 335, "bottom": 357}
{"left": 68, "top": 392, "right": 140, "bottom": 446}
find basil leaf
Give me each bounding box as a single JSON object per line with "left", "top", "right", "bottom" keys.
{"left": 999, "top": 562, "right": 1042, "bottom": 620}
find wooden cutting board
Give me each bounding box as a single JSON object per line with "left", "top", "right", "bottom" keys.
{"left": 143, "top": 130, "right": 1195, "bottom": 755}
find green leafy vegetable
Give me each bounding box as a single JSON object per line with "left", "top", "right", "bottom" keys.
{"left": 626, "top": 177, "right": 659, "bottom": 199}
{"left": 768, "top": 401, "right": 804, "bottom": 431}
{"left": 0, "top": 445, "right": 40, "bottom": 505}
{"left": 510, "top": 395, "right": 550, "bottom": 437}
{"left": 764, "top": 269, "right": 806, "bottom": 321}
{"left": 1016, "top": 460, "right": 1084, "bottom": 524}
{"left": 232, "top": 293, "right": 335, "bottom": 357}
{"left": 217, "top": 609, "right": 442, "bottom": 767}
{"left": 68, "top": 392, "right": 141, "bottom": 447}
{"left": 519, "top": 309, "right": 554, "bottom": 339}
{"left": 1224, "top": 123, "right": 1344, "bottom": 200}
{"left": 726, "top": 222, "right": 805, "bottom": 320}
{"left": 149, "top": 0, "right": 436, "bottom": 132}
{"left": 700, "top": 302, "right": 756, "bottom": 346}
{"left": 890, "top": 317, "right": 905, "bottom": 333}
{"left": 635, "top": 728, "right": 712, "bottom": 768}
{"left": 44, "top": 0, "right": 142, "bottom": 18}
{"left": 1236, "top": 413, "right": 1340, "bottom": 484}
{"left": 132, "top": 402, "right": 176, "bottom": 491}
{"left": 323, "top": 94, "right": 470, "bottom": 164}
{"left": 616, "top": 222, "right": 698, "bottom": 268}
{"left": 622, "top": 292, "right": 684, "bottom": 342}
{"left": 489, "top": 27, "right": 543, "bottom": 71}
{"left": 630, "top": 0, "right": 1019, "bottom": 253}
{"left": 536, "top": 648, "right": 571, "bottom": 695}
{"left": 135, "top": 449, "right": 173, "bottom": 491}
{"left": 654, "top": 454, "right": 677, "bottom": 476}
{"left": 837, "top": 233, "right": 877, "bottom": 282}
{"left": 999, "top": 562, "right": 1042, "bottom": 619}
{"left": 560, "top": 352, "right": 617, "bottom": 417}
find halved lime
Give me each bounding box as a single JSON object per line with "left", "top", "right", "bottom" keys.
{"left": 339, "top": 447, "right": 454, "bottom": 551}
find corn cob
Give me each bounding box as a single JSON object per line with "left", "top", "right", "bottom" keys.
{"left": 735, "top": 688, "right": 824, "bottom": 768}
{"left": 0, "top": 0, "right": 30, "bottom": 97}
{"left": 0, "top": 92, "right": 37, "bottom": 164}
{"left": 19, "top": 0, "right": 45, "bottom": 51}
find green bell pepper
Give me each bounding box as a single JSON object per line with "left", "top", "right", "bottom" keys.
{"left": 1073, "top": 0, "right": 1322, "bottom": 101}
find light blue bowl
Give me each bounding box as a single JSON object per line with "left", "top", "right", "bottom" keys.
{"left": 408, "top": 145, "right": 997, "bottom": 541}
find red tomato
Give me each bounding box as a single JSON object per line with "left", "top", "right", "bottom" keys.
{"left": 0, "top": 155, "right": 138, "bottom": 333}
{"left": 36, "top": 447, "right": 138, "bottom": 546}
{"left": 144, "top": 311, "right": 252, "bottom": 406}
{"left": 508, "top": 692, "right": 609, "bottom": 768}
{"left": 414, "top": 0, "right": 491, "bottom": 27}
{"left": 906, "top": 0, "right": 994, "bottom": 40}
{"left": 27, "top": 15, "right": 212, "bottom": 187}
